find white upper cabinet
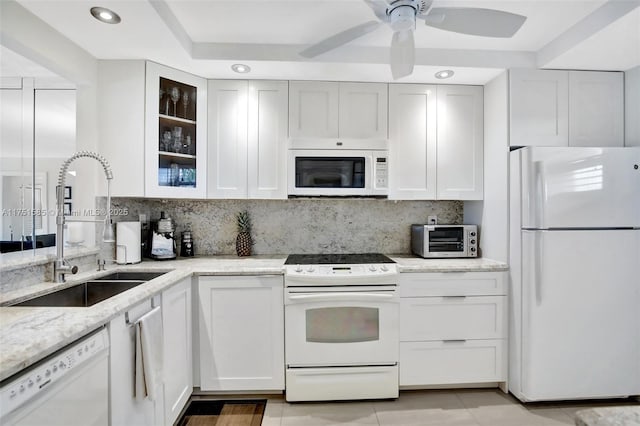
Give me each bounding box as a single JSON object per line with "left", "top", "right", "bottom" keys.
{"left": 388, "top": 84, "right": 437, "bottom": 200}
{"left": 208, "top": 80, "right": 288, "bottom": 199}
{"left": 145, "top": 62, "right": 207, "bottom": 198}
{"left": 207, "top": 80, "right": 248, "bottom": 198}
{"left": 338, "top": 82, "right": 388, "bottom": 140}
{"left": 289, "top": 81, "right": 339, "bottom": 140}
{"left": 98, "top": 60, "right": 145, "bottom": 197}
{"left": 569, "top": 71, "right": 623, "bottom": 147}
{"left": 509, "top": 69, "right": 624, "bottom": 147}
{"left": 289, "top": 81, "right": 388, "bottom": 145}
{"left": 436, "top": 85, "right": 484, "bottom": 200}
{"left": 248, "top": 81, "right": 288, "bottom": 199}
{"left": 509, "top": 69, "right": 569, "bottom": 147}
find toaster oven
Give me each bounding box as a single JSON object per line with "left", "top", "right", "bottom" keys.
{"left": 411, "top": 225, "right": 478, "bottom": 258}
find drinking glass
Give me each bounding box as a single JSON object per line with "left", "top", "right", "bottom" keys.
{"left": 161, "top": 130, "right": 172, "bottom": 152}
{"left": 182, "top": 92, "right": 189, "bottom": 118}
{"left": 170, "top": 87, "right": 180, "bottom": 116}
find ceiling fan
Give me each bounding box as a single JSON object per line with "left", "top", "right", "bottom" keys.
{"left": 299, "top": 0, "right": 527, "bottom": 79}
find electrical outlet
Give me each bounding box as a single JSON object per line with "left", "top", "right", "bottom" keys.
{"left": 428, "top": 215, "right": 438, "bottom": 225}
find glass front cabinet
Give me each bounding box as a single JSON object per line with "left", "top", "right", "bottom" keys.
{"left": 145, "top": 62, "right": 207, "bottom": 198}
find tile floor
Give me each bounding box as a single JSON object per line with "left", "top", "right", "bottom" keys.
{"left": 260, "top": 389, "right": 639, "bottom": 426}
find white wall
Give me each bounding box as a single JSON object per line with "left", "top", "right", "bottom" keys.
{"left": 1, "top": 0, "right": 100, "bottom": 246}
{"left": 625, "top": 66, "right": 640, "bottom": 147}
{"left": 465, "top": 71, "right": 509, "bottom": 263}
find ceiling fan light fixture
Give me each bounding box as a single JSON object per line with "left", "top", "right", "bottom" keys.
{"left": 231, "top": 64, "right": 251, "bottom": 73}
{"left": 90, "top": 7, "right": 121, "bottom": 24}
{"left": 389, "top": 5, "right": 416, "bottom": 32}
{"left": 435, "top": 70, "right": 454, "bottom": 79}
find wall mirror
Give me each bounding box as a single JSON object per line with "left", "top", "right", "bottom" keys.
{"left": 0, "top": 46, "right": 77, "bottom": 254}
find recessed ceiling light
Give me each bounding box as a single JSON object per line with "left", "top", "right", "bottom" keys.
{"left": 90, "top": 7, "right": 121, "bottom": 24}
{"left": 231, "top": 64, "right": 251, "bottom": 74}
{"left": 435, "top": 70, "right": 454, "bottom": 79}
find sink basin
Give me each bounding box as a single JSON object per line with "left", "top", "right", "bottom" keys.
{"left": 12, "top": 280, "right": 146, "bottom": 307}
{"left": 94, "top": 271, "right": 167, "bottom": 281}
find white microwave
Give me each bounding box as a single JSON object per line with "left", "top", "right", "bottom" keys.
{"left": 288, "top": 149, "right": 389, "bottom": 197}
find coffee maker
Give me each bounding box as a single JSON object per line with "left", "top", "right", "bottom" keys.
{"left": 148, "top": 212, "right": 176, "bottom": 260}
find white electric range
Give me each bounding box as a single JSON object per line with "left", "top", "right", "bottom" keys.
{"left": 283, "top": 253, "right": 399, "bottom": 402}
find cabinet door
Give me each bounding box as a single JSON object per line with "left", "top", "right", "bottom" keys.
{"left": 400, "top": 296, "right": 506, "bottom": 341}
{"left": 289, "top": 81, "right": 339, "bottom": 140}
{"left": 388, "top": 84, "right": 437, "bottom": 199}
{"left": 569, "top": 71, "right": 624, "bottom": 147}
{"left": 98, "top": 60, "right": 145, "bottom": 197}
{"left": 207, "top": 80, "right": 248, "bottom": 198}
{"left": 109, "top": 297, "right": 164, "bottom": 426}
{"left": 400, "top": 340, "right": 506, "bottom": 386}
{"left": 145, "top": 62, "right": 207, "bottom": 198}
{"left": 198, "top": 275, "right": 284, "bottom": 391}
{"left": 436, "top": 85, "right": 483, "bottom": 200}
{"left": 339, "top": 82, "right": 388, "bottom": 140}
{"left": 162, "top": 278, "right": 192, "bottom": 426}
{"left": 509, "top": 69, "right": 568, "bottom": 147}
{"left": 248, "top": 81, "right": 288, "bottom": 199}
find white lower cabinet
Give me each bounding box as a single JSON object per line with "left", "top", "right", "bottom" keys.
{"left": 399, "top": 271, "right": 508, "bottom": 388}
{"left": 162, "top": 277, "right": 193, "bottom": 426}
{"left": 109, "top": 297, "right": 164, "bottom": 426}
{"left": 109, "top": 278, "right": 193, "bottom": 426}
{"left": 198, "top": 275, "right": 285, "bottom": 391}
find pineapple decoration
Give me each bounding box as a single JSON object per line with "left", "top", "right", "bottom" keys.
{"left": 235, "top": 210, "right": 253, "bottom": 256}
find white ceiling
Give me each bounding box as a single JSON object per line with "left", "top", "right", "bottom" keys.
{"left": 7, "top": 0, "right": 640, "bottom": 84}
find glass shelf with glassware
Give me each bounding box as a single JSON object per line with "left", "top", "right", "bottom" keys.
{"left": 146, "top": 63, "right": 205, "bottom": 197}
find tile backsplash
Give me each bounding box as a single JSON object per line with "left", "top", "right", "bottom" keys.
{"left": 107, "top": 198, "right": 463, "bottom": 255}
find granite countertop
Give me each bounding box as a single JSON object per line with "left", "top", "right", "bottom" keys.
{"left": 575, "top": 406, "right": 640, "bottom": 426}
{"left": 0, "top": 255, "right": 507, "bottom": 382}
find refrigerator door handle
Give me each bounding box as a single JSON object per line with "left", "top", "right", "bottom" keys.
{"left": 534, "top": 231, "right": 544, "bottom": 305}
{"left": 533, "top": 161, "right": 546, "bottom": 228}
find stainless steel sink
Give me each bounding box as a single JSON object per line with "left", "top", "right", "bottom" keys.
{"left": 93, "top": 271, "right": 167, "bottom": 281}
{"left": 12, "top": 281, "right": 147, "bottom": 307}
{"left": 12, "top": 271, "right": 168, "bottom": 307}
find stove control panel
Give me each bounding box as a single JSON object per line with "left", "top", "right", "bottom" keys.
{"left": 285, "top": 264, "right": 398, "bottom": 277}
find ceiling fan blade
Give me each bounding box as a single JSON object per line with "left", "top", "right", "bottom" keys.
{"left": 390, "top": 29, "right": 414, "bottom": 80}
{"left": 300, "top": 21, "right": 381, "bottom": 58}
{"left": 424, "top": 7, "right": 526, "bottom": 38}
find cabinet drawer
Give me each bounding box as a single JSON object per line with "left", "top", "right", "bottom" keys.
{"left": 400, "top": 296, "right": 506, "bottom": 341}
{"left": 399, "top": 340, "right": 506, "bottom": 386}
{"left": 400, "top": 272, "right": 506, "bottom": 297}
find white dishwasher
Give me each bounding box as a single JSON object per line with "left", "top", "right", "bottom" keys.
{"left": 0, "top": 328, "right": 109, "bottom": 426}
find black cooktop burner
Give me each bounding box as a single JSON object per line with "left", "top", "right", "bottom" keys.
{"left": 285, "top": 253, "right": 395, "bottom": 265}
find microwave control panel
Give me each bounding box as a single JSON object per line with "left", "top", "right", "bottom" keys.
{"left": 374, "top": 156, "right": 388, "bottom": 189}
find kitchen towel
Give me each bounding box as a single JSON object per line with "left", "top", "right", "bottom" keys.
{"left": 135, "top": 306, "right": 163, "bottom": 401}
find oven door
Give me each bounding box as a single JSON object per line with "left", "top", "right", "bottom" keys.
{"left": 285, "top": 285, "right": 399, "bottom": 366}
{"left": 288, "top": 150, "right": 374, "bottom": 196}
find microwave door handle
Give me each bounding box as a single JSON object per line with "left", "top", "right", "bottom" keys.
{"left": 288, "top": 293, "right": 395, "bottom": 303}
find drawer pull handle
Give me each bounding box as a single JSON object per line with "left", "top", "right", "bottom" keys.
{"left": 443, "top": 296, "right": 467, "bottom": 299}
{"left": 442, "top": 339, "right": 467, "bottom": 343}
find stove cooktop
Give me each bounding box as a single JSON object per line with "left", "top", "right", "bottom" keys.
{"left": 285, "top": 253, "right": 395, "bottom": 265}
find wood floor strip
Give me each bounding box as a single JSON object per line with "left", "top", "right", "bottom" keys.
{"left": 185, "top": 415, "right": 219, "bottom": 426}
{"left": 217, "top": 404, "right": 260, "bottom": 426}
{"left": 180, "top": 402, "right": 265, "bottom": 426}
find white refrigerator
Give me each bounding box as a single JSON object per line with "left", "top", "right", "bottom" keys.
{"left": 509, "top": 146, "right": 640, "bottom": 402}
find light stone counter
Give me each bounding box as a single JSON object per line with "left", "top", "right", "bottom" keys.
{"left": 0, "top": 254, "right": 506, "bottom": 383}
{"left": 390, "top": 255, "right": 508, "bottom": 272}
{"left": 0, "top": 246, "right": 100, "bottom": 273}
{"left": 0, "top": 256, "right": 286, "bottom": 382}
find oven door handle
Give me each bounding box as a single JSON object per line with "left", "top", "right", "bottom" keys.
{"left": 288, "top": 292, "right": 395, "bottom": 303}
